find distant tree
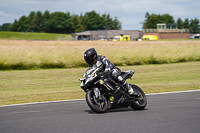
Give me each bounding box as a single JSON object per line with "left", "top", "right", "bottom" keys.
{"left": 0, "top": 25, "right": 2, "bottom": 31}
{"left": 177, "top": 18, "right": 184, "bottom": 29}
{"left": 42, "top": 10, "right": 50, "bottom": 32}
{"left": 44, "top": 12, "right": 74, "bottom": 33}
{"left": 102, "top": 13, "right": 112, "bottom": 30}
{"left": 142, "top": 12, "right": 150, "bottom": 29}
{"left": 189, "top": 18, "right": 200, "bottom": 33}
{"left": 83, "top": 11, "right": 121, "bottom": 31}
{"left": 27, "top": 11, "right": 36, "bottom": 31}
{"left": 72, "top": 14, "right": 84, "bottom": 33}
{"left": 145, "top": 12, "right": 150, "bottom": 20}
{"left": 74, "top": 24, "right": 84, "bottom": 33}
{"left": 43, "top": 10, "right": 50, "bottom": 24}
{"left": 8, "top": 19, "right": 18, "bottom": 31}
{"left": 101, "top": 14, "right": 121, "bottom": 30}
{"left": 183, "top": 18, "right": 190, "bottom": 29}
{"left": 160, "top": 14, "right": 175, "bottom": 24}
{"left": 16, "top": 15, "right": 28, "bottom": 31}
{"left": 143, "top": 12, "right": 175, "bottom": 29}
{"left": 31, "top": 11, "right": 43, "bottom": 32}
{"left": 79, "top": 14, "right": 87, "bottom": 32}
{"left": 1, "top": 23, "right": 12, "bottom": 31}
{"left": 84, "top": 10, "right": 104, "bottom": 30}
{"left": 112, "top": 17, "right": 121, "bottom": 30}
{"left": 26, "top": 10, "right": 50, "bottom": 32}
{"left": 146, "top": 13, "right": 158, "bottom": 28}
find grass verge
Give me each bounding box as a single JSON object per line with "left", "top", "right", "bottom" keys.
{"left": 0, "top": 40, "right": 200, "bottom": 70}
{"left": 0, "top": 62, "right": 199, "bottom": 105}
{"left": 0, "top": 31, "right": 71, "bottom": 40}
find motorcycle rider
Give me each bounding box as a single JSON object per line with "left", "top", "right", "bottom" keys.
{"left": 84, "top": 48, "right": 138, "bottom": 95}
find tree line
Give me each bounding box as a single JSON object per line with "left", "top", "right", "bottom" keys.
{"left": 0, "top": 10, "right": 121, "bottom": 33}
{"left": 1, "top": 11, "right": 199, "bottom": 33}
{"left": 143, "top": 12, "right": 200, "bottom": 33}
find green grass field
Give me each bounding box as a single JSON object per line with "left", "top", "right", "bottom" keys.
{"left": 0, "top": 62, "right": 199, "bottom": 105}
{"left": 0, "top": 31, "right": 71, "bottom": 40}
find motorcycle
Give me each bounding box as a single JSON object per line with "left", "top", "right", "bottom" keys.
{"left": 79, "top": 68, "right": 147, "bottom": 113}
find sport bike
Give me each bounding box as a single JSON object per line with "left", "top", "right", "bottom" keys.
{"left": 79, "top": 68, "right": 147, "bottom": 113}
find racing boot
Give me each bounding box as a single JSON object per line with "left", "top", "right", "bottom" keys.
{"left": 118, "top": 76, "right": 139, "bottom": 96}
{"left": 124, "top": 82, "right": 140, "bottom": 96}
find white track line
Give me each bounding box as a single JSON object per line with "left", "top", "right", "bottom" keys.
{"left": 146, "top": 89, "right": 200, "bottom": 95}
{"left": 0, "top": 99, "right": 85, "bottom": 108}
{"left": 1, "top": 90, "right": 200, "bottom": 108}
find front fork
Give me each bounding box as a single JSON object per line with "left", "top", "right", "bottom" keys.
{"left": 93, "top": 88, "right": 102, "bottom": 99}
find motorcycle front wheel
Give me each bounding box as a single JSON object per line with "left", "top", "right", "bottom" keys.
{"left": 86, "top": 90, "right": 108, "bottom": 113}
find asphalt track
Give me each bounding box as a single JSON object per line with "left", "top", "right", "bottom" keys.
{"left": 0, "top": 90, "right": 200, "bottom": 133}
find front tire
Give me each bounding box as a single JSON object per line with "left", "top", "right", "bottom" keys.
{"left": 86, "top": 90, "right": 108, "bottom": 113}
{"left": 130, "top": 84, "right": 147, "bottom": 110}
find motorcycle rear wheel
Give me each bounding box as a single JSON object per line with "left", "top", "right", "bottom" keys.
{"left": 86, "top": 90, "right": 108, "bottom": 113}
{"left": 130, "top": 84, "right": 147, "bottom": 110}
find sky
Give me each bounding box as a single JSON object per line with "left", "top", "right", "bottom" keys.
{"left": 0, "top": 0, "right": 200, "bottom": 30}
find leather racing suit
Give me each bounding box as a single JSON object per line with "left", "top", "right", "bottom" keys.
{"left": 84, "top": 55, "right": 126, "bottom": 87}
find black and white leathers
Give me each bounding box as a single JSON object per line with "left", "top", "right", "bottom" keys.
{"left": 84, "top": 55, "right": 123, "bottom": 84}
{"left": 84, "top": 55, "right": 134, "bottom": 95}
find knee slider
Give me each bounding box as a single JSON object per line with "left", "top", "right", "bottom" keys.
{"left": 118, "top": 76, "right": 123, "bottom": 82}
{"left": 118, "top": 76, "right": 126, "bottom": 85}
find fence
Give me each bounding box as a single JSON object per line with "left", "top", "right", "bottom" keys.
{"left": 143, "top": 29, "right": 189, "bottom": 33}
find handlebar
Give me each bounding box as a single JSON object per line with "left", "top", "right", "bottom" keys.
{"left": 79, "top": 71, "right": 109, "bottom": 82}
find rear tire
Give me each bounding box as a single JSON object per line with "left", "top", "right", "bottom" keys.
{"left": 86, "top": 90, "right": 108, "bottom": 113}
{"left": 130, "top": 84, "right": 147, "bottom": 110}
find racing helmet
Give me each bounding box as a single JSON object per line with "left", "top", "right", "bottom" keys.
{"left": 84, "top": 48, "right": 97, "bottom": 65}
